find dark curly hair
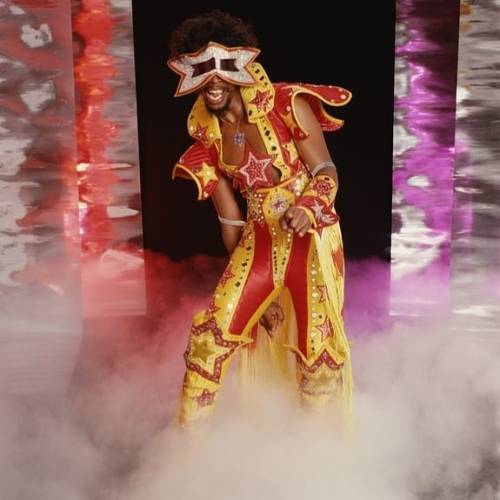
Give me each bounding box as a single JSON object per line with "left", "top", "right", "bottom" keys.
{"left": 169, "top": 10, "right": 259, "bottom": 57}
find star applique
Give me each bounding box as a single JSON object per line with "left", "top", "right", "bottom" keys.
{"left": 195, "top": 162, "right": 218, "bottom": 191}
{"left": 310, "top": 199, "right": 337, "bottom": 226}
{"left": 219, "top": 265, "right": 235, "bottom": 287}
{"left": 315, "top": 285, "right": 328, "bottom": 303}
{"left": 192, "top": 389, "right": 217, "bottom": 408}
{"left": 249, "top": 90, "right": 271, "bottom": 112}
{"left": 185, "top": 318, "right": 242, "bottom": 384}
{"left": 189, "top": 332, "right": 217, "bottom": 366}
{"left": 315, "top": 317, "right": 333, "bottom": 342}
{"left": 238, "top": 149, "right": 274, "bottom": 188}
{"left": 192, "top": 123, "right": 208, "bottom": 142}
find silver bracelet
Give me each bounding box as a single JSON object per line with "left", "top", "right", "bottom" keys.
{"left": 310, "top": 160, "right": 336, "bottom": 177}
{"left": 218, "top": 215, "right": 246, "bottom": 227}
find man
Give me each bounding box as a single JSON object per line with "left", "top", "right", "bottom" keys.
{"left": 168, "top": 10, "right": 352, "bottom": 425}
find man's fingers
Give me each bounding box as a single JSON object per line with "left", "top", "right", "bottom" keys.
{"left": 296, "top": 218, "right": 312, "bottom": 237}
{"left": 280, "top": 214, "right": 290, "bottom": 231}
{"left": 291, "top": 212, "right": 309, "bottom": 234}
{"left": 279, "top": 209, "right": 311, "bottom": 235}
{"left": 294, "top": 214, "right": 306, "bottom": 231}
{"left": 289, "top": 210, "right": 304, "bottom": 229}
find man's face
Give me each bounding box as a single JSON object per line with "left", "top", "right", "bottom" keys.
{"left": 200, "top": 75, "right": 238, "bottom": 113}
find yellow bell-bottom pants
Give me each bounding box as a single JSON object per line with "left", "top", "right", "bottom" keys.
{"left": 179, "top": 174, "right": 352, "bottom": 425}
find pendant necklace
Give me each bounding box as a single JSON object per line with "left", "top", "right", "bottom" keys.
{"left": 220, "top": 114, "right": 246, "bottom": 146}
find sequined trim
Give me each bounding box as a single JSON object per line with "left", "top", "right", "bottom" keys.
{"left": 168, "top": 42, "right": 260, "bottom": 96}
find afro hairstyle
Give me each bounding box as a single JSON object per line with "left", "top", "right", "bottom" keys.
{"left": 169, "top": 10, "right": 259, "bottom": 57}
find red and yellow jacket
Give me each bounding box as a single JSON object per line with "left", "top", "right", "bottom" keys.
{"left": 172, "top": 63, "right": 351, "bottom": 200}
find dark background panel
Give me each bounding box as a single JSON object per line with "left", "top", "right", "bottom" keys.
{"left": 131, "top": 2, "right": 395, "bottom": 260}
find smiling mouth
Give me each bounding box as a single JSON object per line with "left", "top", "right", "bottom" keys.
{"left": 204, "top": 87, "right": 227, "bottom": 105}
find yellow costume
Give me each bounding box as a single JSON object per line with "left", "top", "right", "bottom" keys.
{"left": 171, "top": 55, "right": 352, "bottom": 425}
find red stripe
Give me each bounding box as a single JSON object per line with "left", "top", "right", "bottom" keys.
{"left": 284, "top": 233, "right": 311, "bottom": 355}
{"left": 228, "top": 223, "right": 275, "bottom": 335}
{"left": 180, "top": 142, "right": 217, "bottom": 166}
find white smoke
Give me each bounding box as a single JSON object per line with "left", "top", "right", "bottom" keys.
{"left": 1, "top": 298, "right": 499, "bottom": 499}
{"left": 122, "top": 325, "right": 500, "bottom": 500}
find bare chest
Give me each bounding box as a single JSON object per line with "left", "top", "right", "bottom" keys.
{"left": 221, "top": 121, "right": 281, "bottom": 184}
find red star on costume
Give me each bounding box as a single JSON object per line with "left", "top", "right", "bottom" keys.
{"left": 331, "top": 247, "right": 344, "bottom": 277}
{"left": 249, "top": 90, "right": 271, "bottom": 112}
{"left": 315, "top": 285, "right": 328, "bottom": 303}
{"left": 192, "top": 389, "right": 217, "bottom": 408}
{"left": 192, "top": 123, "right": 208, "bottom": 142}
{"left": 185, "top": 318, "right": 243, "bottom": 384}
{"left": 219, "top": 265, "right": 235, "bottom": 287}
{"left": 315, "top": 317, "right": 333, "bottom": 342}
{"left": 238, "top": 150, "right": 274, "bottom": 188}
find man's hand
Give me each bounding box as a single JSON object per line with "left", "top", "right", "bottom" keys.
{"left": 259, "top": 301, "right": 285, "bottom": 337}
{"left": 279, "top": 207, "right": 312, "bottom": 237}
